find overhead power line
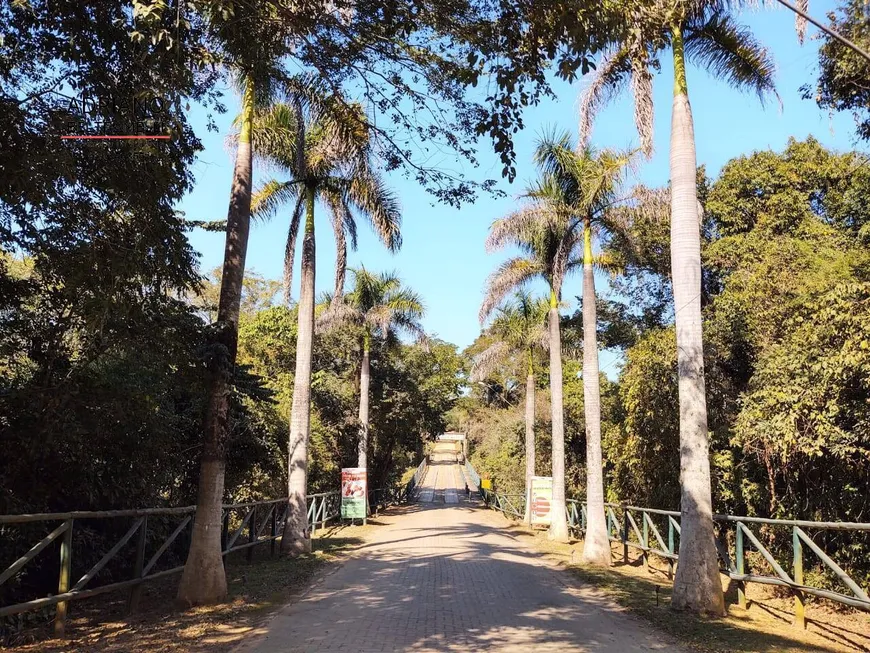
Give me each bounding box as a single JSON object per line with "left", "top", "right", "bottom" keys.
{"left": 775, "top": 0, "right": 870, "bottom": 63}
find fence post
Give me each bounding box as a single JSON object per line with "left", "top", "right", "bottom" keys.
{"left": 221, "top": 511, "right": 229, "bottom": 568}
{"left": 126, "top": 515, "right": 148, "bottom": 614}
{"left": 311, "top": 497, "right": 317, "bottom": 537}
{"left": 642, "top": 512, "right": 649, "bottom": 572}
{"left": 54, "top": 519, "right": 73, "bottom": 638}
{"left": 270, "top": 506, "right": 278, "bottom": 557}
{"left": 736, "top": 523, "right": 746, "bottom": 609}
{"left": 247, "top": 506, "right": 257, "bottom": 563}
{"left": 667, "top": 518, "right": 675, "bottom": 579}
{"left": 793, "top": 526, "right": 805, "bottom": 629}
{"left": 622, "top": 505, "right": 629, "bottom": 564}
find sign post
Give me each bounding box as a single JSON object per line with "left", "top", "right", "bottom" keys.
{"left": 341, "top": 468, "right": 367, "bottom": 524}
{"left": 530, "top": 476, "right": 553, "bottom": 526}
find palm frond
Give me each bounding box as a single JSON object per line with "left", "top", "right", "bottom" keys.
{"left": 470, "top": 340, "right": 511, "bottom": 382}
{"left": 479, "top": 257, "right": 544, "bottom": 323}
{"left": 577, "top": 46, "right": 632, "bottom": 149}
{"left": 316, "top": 295, "right": 361, "bottom": 333}
{"left": 248, "top": 102, "right": 301, "bottom": 173}
{"left": 251, "top": 179, "right": 300, "bottom": 222}
{"left": 389, "top": 310, "right": 428, "bottom": 345}
{"left": 323, "top": 191, "right": 350, "bottom": 301}
{"left": 345, "top": 168, "right": 402, "bottom": 252}
{"left": 795, "top": 0, "right": 809, "bottom": 45}
{"left": 282, "top": 194, "right": 304, "bottom": 304}
{"left": 684, "top": 13, "right": 779, "bottom": 106}
{"left": 485, "top": 205, "right": 552, "bottom": 253}
{"left": 630, "top": 53, "right": 655, "bottom": 157}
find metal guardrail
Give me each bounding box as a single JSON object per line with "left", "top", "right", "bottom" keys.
{"left": 0, "top": 484, "right": 412, "bottom": 636}
{"left": 464, "top": 460, "right": 481, "bottom": 489}
{"left": 480, "top": 489, "right": 524, "bottom": 519}
{"left": 480, "top": 490, "right": 870, "bottom": 626}
{"left": 401, "top": 458, "right": 428, "bottom": 501}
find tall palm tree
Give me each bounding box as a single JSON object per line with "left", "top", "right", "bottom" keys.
{"left": 179, "top": 0, "right": 292, "bottom": 602}
{"left": 482, "top": 174, "right": 585, "bottom": 543}
{"left": 319, "top": 268, "right": 425, "bottom": 470}
{"left": 578, "top": 1, "right": 776, "bottom": 613}
{"left": 250, "top": 95, "right": 401, "bottom": 555}
{"left": 472, "top": 290, "right": 549, "bottom": 524}
{"left": 177, "top": 75, "right": 256, "bottom": 608}
{"left": 534, "top": 132, "right": 631, "bottom": 566}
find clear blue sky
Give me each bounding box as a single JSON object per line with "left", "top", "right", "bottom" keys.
{"left": 180, "top": 2, "right": 858, "bottom": 373}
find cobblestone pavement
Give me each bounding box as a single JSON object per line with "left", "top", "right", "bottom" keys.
{"left": 236, "top": 465, "right": 683, "bottom": 652}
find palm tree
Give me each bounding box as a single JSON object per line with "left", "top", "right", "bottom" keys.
{"left": 319, "top": 268, "right": 425, "bottom": 471}
{"left": 472, "top": 290, "right": 549, "bottom": 524}
{"left": 534, "top": 132, "right": 631, "bottom": 566}
{"left": 177, "top": 75, "right": 256, "bottom": 608}
{"left": 179, "top": 0, "right": 293, "bottom": 602}
{"left": 482, "top": 173, "right": 587, "bottom": 542}
{"left": 250, "top": 95, "right": 401, "bottom": 555}
{"left": 578, "top": 1, "right": 776, "bottom": 613}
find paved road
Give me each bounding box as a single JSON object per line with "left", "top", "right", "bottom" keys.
{"left": 236, "top": 463, "right": 681, "bottom": 652}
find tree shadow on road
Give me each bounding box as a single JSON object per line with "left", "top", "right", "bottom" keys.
{"left": 238, "top": 504, "right": 847, "bottom": 653}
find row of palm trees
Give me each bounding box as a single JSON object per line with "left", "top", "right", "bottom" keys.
{"left": 475, "top": 133, "right": 629, "bottom": 554}
{"left": 182, "top": 0, "right": 807, "bottom": 616}
{"left": 474, "top": 1, "right": 778, "bottom": 615}
{"left": 179, "top": 80, "right": 421, "bottom": 601}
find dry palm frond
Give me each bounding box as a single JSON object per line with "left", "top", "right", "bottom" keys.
{"left": 577, "top": 46, "right": 632, "bottom": 149}
{"left": 315, "top": 296, "right": 360, "bottom": 333}
{"left": 630, "top": 52, "right": 655, "bottom": 157}
{"left": 479, "top": 257, "right": 544, "bottom": 323}
{"left": 470, "top": 340, "right": 511, "bottom": 382}
{"left": 795, "top": 0, "right": 809, "bottom": 45}
{"left": 485, "top": 206, "right": 551, "bottom": 252}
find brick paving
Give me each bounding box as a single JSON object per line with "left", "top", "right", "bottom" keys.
{"left": 236, "top": 464, "right": 682, "bottom": 652}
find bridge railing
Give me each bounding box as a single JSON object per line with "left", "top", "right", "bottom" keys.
{"left": 463, "top": 460, "right": 481, "bottom": 490}
{"left": 480, "top": 490, "right": 870, "bottom": 625}
{"left": 399, "top": 458, "right": 428, "bottom": 502}
{"left": 0, "top": 486, "right": 407, "bottom": 636}
{"left": 479, "top": 488, "right": 524, "bottom": 519}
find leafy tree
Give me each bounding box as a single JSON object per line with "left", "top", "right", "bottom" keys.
{"left": 733, "top": 282, "right": 870, "bottom": 527}
{"left": 250, "top": 94, "right": 401, "bottom": 554}
{"left": 319, "top": 268, "right": 426, "bottom": 471}
{"left": 472, "top": 290, "right": 549, "bottom": 523}
{"left": 808, "top": 0, "right": 870, "bottom": 142}
{"left": 129, "top": 0, "right": 623, "bottom": 202}
{"left": 191, "top": 266, "right": 280, "bottom": 323}
{"left": 578, "top": 0, "right": 777, "bottom": 613}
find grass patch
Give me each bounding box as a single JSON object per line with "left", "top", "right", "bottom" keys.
{"left": 8, "top": 523, "right": 372, "bottom": 653}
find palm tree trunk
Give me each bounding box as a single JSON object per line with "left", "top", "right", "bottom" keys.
{"left": 581, "top": 216, "right": 610, "bottom": 566}
{"left": 523, "top": 350, "right": 535, "bottom": 524}
{"left": 283, "top": 184, "right": 316, "bottom": 556}
{"left": 668, "top": 25, "right": 725, "bottom": 616}
{"left": 357, "top": 331, "right": 370, "bottom": 469}
{"left": 178, "top": 77, "right": 255, "bottom": 605}
{"left": 548, "top": 290, "right": 569, "bottom": 542}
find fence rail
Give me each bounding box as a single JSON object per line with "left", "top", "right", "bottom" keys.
{"left": 479, "top": 488, "right": 870, "bottom": 626}
{"left": 0, "top": 484, "right": 410, "bottom": 636}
